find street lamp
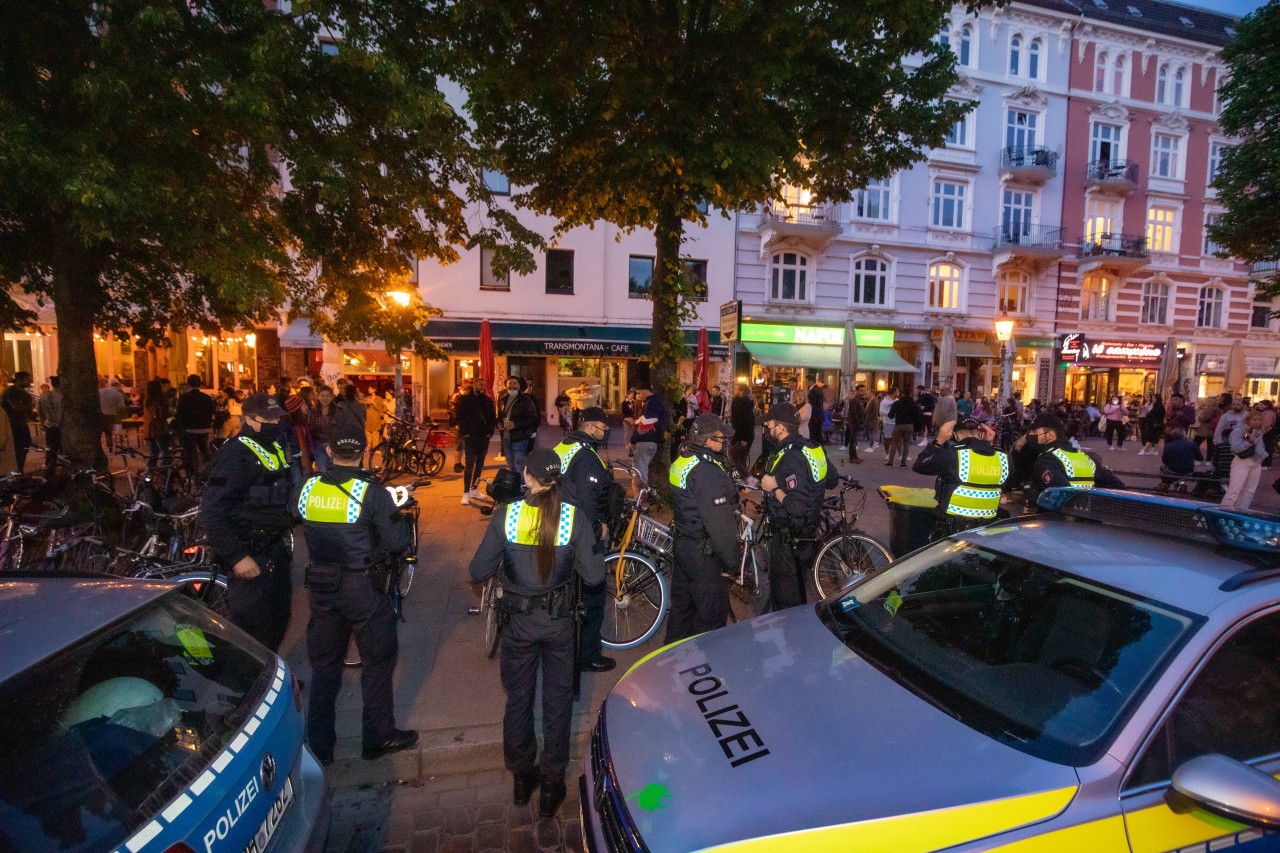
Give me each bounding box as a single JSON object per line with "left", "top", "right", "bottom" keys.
{"left": 995, "top": 313, "right": 1015, "bottom": 404}
{"left": 382, "top": 289, "right": 414, "bottom": 394}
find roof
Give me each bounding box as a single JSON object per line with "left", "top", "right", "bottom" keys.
{"left": 0, "top": 577, "right": 174, "bottom": 681}
{"left": 1021, "top": 0, "right": 1239, "bottom": 48}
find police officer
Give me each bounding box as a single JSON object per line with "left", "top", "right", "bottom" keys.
{"left": 468, "top": 449, "right": 603, "bottom": 818}
{"left": 200, "top": 393, "right": 296, "bottom": 652}
{"left": 295, "top": 423, "right": 417, "bottom": 765}
{"left": 759, "top": 402, "right": 836, "bottom": 610}
{"left": 552, "top": 405, "right": 617, "bottom": 673}
{"left": 666, "top": 414, "right": 740, "bottom": 643}
{"left": 1023, "top": 413, "right": 1125, "bottom": 506}
{"left": 912, "top": 417, "right": 1011, "bottom": 539}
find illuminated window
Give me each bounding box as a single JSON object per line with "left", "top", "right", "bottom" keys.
{"left": 998, "top": 270, "right": 1030, "bottom": 315}
{"left": 1145, "top": 206, "right": 1176, "bottom": 253}
{"left": 927, "top": 263, "right": 963, "bottom": 310}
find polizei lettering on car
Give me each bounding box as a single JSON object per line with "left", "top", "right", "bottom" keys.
{"left": 679, "top": 663, "right": 770, "bottom": 768}
{"left": 204, "top": 773, "right": 259, "bottom": 853}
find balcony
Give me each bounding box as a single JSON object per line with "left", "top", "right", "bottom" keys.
{"left": 1000, "top": 147, "right": 1058, "bottom": 184}
{"left": 1077, "top": 233, "right": 1149, "bottom": 276}
{"left": 758, "top": 202, "right": 840, "bottom": 257}
{"left": 1251, "top": 260, "right": 1279, "bottom": 280}
{"left": 1085, "top": 159, "right": 1140, "bottom": 195}
{"left": 992, "top": 224, "right": 1065, "bottom": 271}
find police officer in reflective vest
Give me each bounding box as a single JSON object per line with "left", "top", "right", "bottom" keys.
{"left": 295, "top": 423, "right": 417, "bottom": 766}
{"left": 468, "top": 448, "right": 603, "bottom": 818}
{"left": 552, "top": 405, "right": 617, "bottom": 673}
{"left": 912, "top": 417, "right": 1011, "bottom": 538}
{"left": 1025, "top": 413, "right": 1125, "bottom": 506}
{"left": 200, "top": 393, "right": 296, "bottom": 652}
{"left": 666, "top": 414, "right": 740, "bottom": 643}
{"left": 760, "top": 402, "right": 838, "bottom": 610}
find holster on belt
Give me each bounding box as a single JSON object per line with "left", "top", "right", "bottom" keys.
{"left": 305, "top": 563, "right": 344, "bottom": 594}
{"left": 501, "top": 585, "right": 574, "bottom": 618}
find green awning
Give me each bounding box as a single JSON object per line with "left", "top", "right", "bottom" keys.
{"left": 744, "top": 342, "right": 917, "bottom": 373}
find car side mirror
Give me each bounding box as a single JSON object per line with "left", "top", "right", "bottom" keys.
{"left": 1166, "top": 754, "right": 1280, "bottom": 830}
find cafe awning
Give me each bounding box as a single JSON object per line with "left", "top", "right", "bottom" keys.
{"left": 955, "top": 341, "right": 996, "bottom": 359}
{"left": 423, "top": 319, "right": 728, "bottom": 358}
{"left": 745, "top": 342, "right": 917, "bottom": 373}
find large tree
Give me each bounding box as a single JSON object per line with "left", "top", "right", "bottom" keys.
{"left": 1210, "top": 0, "right": 1280, "bottom": 291}
{"left": 0, "top": 0, "right": 536, "bottom": 465}
{"left": 442, "top": 0, "right": 972, "bottom": 406}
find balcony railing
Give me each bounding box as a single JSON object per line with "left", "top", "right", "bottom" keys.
{"left": 994, "top": 224, "right": 1064, "bottom": 251}
{"left": 1085, "top": 159, "right": 1139, "bottom": 184}
{"left": 763, "top": 202, "right": 837, "bottom": 225}
{"left": 1001, "top": 146, "right": 1059, "bottom": 174}
{"left": 1081, "top": 233, "right": 1148, "bottom": 259}
{"left": 1251, "top": 260, "right": 1279, "bottom": 278}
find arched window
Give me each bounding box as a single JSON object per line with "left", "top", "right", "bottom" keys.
{"left": 1141, "top": 280, "right": 1170, "bottom": 325}
{"left": 1113, "top": 54, "right": 1127, "bottom": 96}
{"left": 998, "top": 270, "right": 1030, "bottom": 315}
{"left": 958, "top": 25, "right": 973, "bottom": 66}
{"left": 1028, "top": 39, "right": 1042, "bottom": 78}
{"left": 1173, "top": 67, "right": 1186, "bottom": 107}
{"left": 1009, "top": 36, "right": 1021, "bottom": 76}
{"left": 1157, "top": 63, "right": 1170, "bottom": 104}
{"left": 1081, "top": 272, "right": 1112, "bottom": 321}
{"left": 1095, "top": 50, "right": 1109, "bottom": 92}
{"left": 1197, "top": 286, "right": 1224, "bottom": 328}
{"left": 770, "top": 252, "right": 809, "bottom": 302}
{"left": 851, "top": 257, "right": 889, "bottom": 307}
{"left": 928, "top": 262, "right": 963, "bottom": 310}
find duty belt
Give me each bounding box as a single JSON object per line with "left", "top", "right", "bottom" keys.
{"left": 501, "top": 586, "right": 572, "bottom": 617}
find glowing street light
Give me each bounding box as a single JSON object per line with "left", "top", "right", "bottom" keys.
{"left": 995, "top": 312, "right": 1015, "bottom": 403}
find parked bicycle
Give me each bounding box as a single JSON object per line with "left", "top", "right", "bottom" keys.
{"left": 369, "top": 415, "right": 451, "bottom": 481}
{"left": 599, "top": 465, "right": 671, "bottom": 650}
{"left": 809, "top": 476, "right": 893, "bottom": 599}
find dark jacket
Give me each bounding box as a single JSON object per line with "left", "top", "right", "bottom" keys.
{"left": 175, "top": 387, "right": 216, "bottom": 433}
{"left": 1162, "top": 437, "right": 1201, "bottom": 476}
{"left": 730, "top": 395, "right": 755, "bottom": 444}
{"left": 199, "top": 428, "right": 296, "bottom": 565}
{"left": 763, "top": 432, "right": 829, "bottom": 527}
{"left": 888, "top": 396, "right": 922, "bottom": 431}
{"left": 498, "top": 391, "right": 538, "bottom": 442}
{"left": 333, "top": 397, "right": 365, "bottom": 434}
{"left": 1027, "top": 439, "right": 1125, "bottom": 504}
{"left": 630, "top": 395, "right": 667, "bottom": 445}
{"left": 467, "top": 497, "right": 604, "bottom": 597}
{"left": 708, "top": 392, "right": 727, "bottom": 418}
{"left": 668, "top": 446, "right": 740, "bottom": 570}
{"left": 293, "top": 465, "right": 412, "bottom": 569}
{"left": 556, "top": 432, "right": 614, "bottom": 539}
{"left": 455, "top": 390, "right": 497, "bottom": 438}
{"left": 912, "top": 437, "right": 1010, "bottom": 515}
{"left": 807, "top": 384, "right": 825, "bottom": 434}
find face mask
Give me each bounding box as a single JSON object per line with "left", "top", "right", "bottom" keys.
{"left": 508, "top": 388, "right": 518, "bottom": 397}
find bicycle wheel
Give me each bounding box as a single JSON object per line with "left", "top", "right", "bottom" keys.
{"left": 812, "top": 531, "right": 893, "bottom": 600}
{"left": 728, "top": 544, "right": 770, "bottom": 624}
{"left": 482, "top": 578, "right": 502, "bottom": 659}
{"left": 170, "top": 569, "right": 231, "bottom": 618}
{"left": 369, "top": 442, "right": 399, "bottom": 480}
{"left": 601, "top": 550, "right": 668, "bottom": 650}
{"left": 424, "top": 448, "right": 445, "bottom": 477}
{"left": 396, "top": 559, "right": 414, "bottom": 598}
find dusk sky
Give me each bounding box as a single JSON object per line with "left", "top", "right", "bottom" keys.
{"left": 1178, "top": 0, "right": 1268, "bottom": 18}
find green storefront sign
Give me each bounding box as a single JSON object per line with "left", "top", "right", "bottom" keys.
{"left": 739, "top": 323, "right": 894, "bottom": 348}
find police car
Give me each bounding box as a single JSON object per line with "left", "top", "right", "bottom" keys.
{"left": 581, "top": 489, "right": 1280, "bottom": 852}
{"left": 0, "top": 576, "right": 329, "bottom": 853}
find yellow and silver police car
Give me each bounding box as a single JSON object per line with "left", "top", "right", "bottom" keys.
{"left": 581, "top": 489, "right": 1280, "bottom": 852}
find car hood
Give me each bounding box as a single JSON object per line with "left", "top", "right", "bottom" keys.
{"left": 600, "top": 609, "right": 1080, "bottom": 852}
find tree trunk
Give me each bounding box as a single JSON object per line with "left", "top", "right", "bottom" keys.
{"left": 648, "top": 203, "right": 685, "bottom": 491}
{"left": 51, "top": 242, "right": 106, "bottom": 468}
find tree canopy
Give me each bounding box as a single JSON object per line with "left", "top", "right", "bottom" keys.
{"left": 1211, "top": 0, "right": 1280, "bottom": 291}
{"left": 0, "top": 0, "right": 537, "bottom": 463}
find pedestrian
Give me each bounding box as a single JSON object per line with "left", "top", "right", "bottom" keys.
{"left": 887, "top": 388, "right": 921, "bottom": 467}
{"left": 1022, "top": 413, "right": 1125, "bottom": 507}
{"left": 728, "top": 384, "right": 755, "bottom": 477}
{"left": 467, "top": 448, "right": 604, "bottom": 819}
{"left": 916, "top": 385, "right": 936, "bottom": 444}
{"left": 1102, "top": 395, "right": 1127, "bottom": 450}
{"left": 932, "top": 386, "right": 958, "bottom": 435}
{"left": 1158, "top": 427, "right": 1201, "bottom": 489}
{"left": 524, "top": 380, "right": 542, "bottom": 449}
{"left": 447, "top": 383, "right": 463, "bottom": 428}
{"left": 666, "top": 414, "right": 740, "bottom": 642}
{"left": 555, "top": 389, "right": 573, "bottom": 437}
{"left": 553, "top": 406, "right": 617, "bottom": 672}
{"left": 284, "top": 384, "right": 315, "bottom": 474}
{"left": 456, "top": 378, "right": 496, "bottom": 505}
{"left": 499, "top": 375, "right": 539, "bottom": 472}
{"left": 1222, "top": 410, "right": 1267, "bottom": 510}
{"left": 566, "top": 381, "right": 599, "bottom": 431}
{"left": 806, "top": 376, "right": 826, "bottom": 445}
{"left": 452, "top": 378, "right": 474, "bottom": 472}
{"left": 222, "top": 386, "right": 243, "bottom": 440}
{"left": 334, "top": 383, "right": 367, "bottom": 436}
{"left": 366, "top": 383, "right": 389, "bottom": 463}
{"left": 174, "top": 374, "right": 216, "bottom": 475}
{"left": 1140, "top": 394, "right": 1165, "bottom": 455}
{"left": 36, "top": 376, "right": 63, "bottom": 475}
{"left": 141, "top": 378, "right": 172, "bottom": 465}
{"left": 0, "top": 372, "right": 33, "bottom": 472}
{"left": 863, "top": 390, "right": 881, "bottom": 451}
{"left": 198, "top": 393, "right": 296, "bottom": 652}
{"left": 955, "top": 389, "right": 973, "bottom": 419}
{"left": 628, "top": 384, "right": 667, "bottom": 484}
{"left": 295, "top": 422, "right": 418, "bottom": 766}
{"left": 310, "top": 386, "right": 337, "bottom": 473}
{"left": 708, "top": 384, "right": 727, "bottom": 418}
{"left": 912, "top": 417, "right": 1010, "bottom": 540}
{"left": 759, "top": 403, "right": 836, "bottom": 610}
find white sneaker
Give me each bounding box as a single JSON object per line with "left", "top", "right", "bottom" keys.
{"left": 1136, "top": 449, "right": 1146, "bottom": 456}
{"left": 461, "top": 494, "right": 471, "bottom": 505}
{"left": 868, "top": 443, "right": 877, "bottom": 450}
{"left": 838, "top": 445, "right": 848, "bottom": 451}
{"left": 470, "top": 489, "right": 483, "bottom": 499}
{"left": 917, "top": 438, "right": 928, "bottom": 447}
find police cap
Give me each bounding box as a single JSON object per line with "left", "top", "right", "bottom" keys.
{"left": 330, "top": 423, "right": 367, "bottom": 455}
{"left": 242, "top": 393, "right": 284, "bottom": 421}
{"left": 578, "top": 406, "right": 608, "bottom": 426}
{"left": 525, "top": 447, "right": 562, "bottom": 481}
{"left": 764, "top": 403, "right": 800, "bottom": 428}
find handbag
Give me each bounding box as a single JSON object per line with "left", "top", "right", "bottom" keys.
{"left": 1235, "top": 445, "right": 1257, "bottom": 459}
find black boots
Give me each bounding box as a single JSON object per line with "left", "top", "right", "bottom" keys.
{"left": 362, "top": 729, "right": 418, "bottom": 760}
{"left": 539, "top": 779, "right": 567, "bottom": 818}
{"left": 513, "top": 769, "right": 541, "bottom": 806}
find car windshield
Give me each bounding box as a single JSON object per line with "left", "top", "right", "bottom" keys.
{"left": 821, "top": 538, "right": 1200, "bottom": 766}
{"left": 0, "top": 592, "right": 273, "bottom": 853}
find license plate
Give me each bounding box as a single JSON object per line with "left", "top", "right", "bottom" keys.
{"left": 243, "top": 777, "right": 294, "bottom": 853}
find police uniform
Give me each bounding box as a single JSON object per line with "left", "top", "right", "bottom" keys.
{"left": 1027, "top": 439, "right": 1125, "bottom": 505}
{"left": 666, "top": 438, "right": 739, "bottom": 643}
{"left": 295, "top": 425, "right": 415, "bottom": 764}
{"left": 763, "top": 413, "right": 834, "bottom": 610}
{"left": 199, "top": 395, "right": 296, "bottom": 652}
{"left": 552, "top": 409, "right": 616, "bottom": 671}
{"left": 912, "top": 432, "right": 1011, "bottom": 538}
{"left": 468, "top": 449, "right": 603, "bottom": 818}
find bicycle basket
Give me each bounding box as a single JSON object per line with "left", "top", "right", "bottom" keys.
{"left": 635, "top": 515, "right": 673, "bottom": 556}
{"left": 426, "top": 429, "right": 455, "bottom": 449}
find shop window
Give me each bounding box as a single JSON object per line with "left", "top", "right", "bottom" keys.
{"left": 1197, "top": 287, "right": 1224, "bottom": 329}
{"left": 1081, "top": 273, "right": 1113, "bottom": 321}
{"left": 1140, "top": 280, "right": 1170, "bottom": 325}
{"left": 1145, "top": 206, "right": 1177, "bottom": 254}
{"left": 851, "top": 257, "right": 889, "bottom": 307}
{"left": 998, "top": 270, "right": 1030, "bottom": 315}
{"left": 770, "top": 252, "right": 809, "bottom": 302}
{"left": 927, "top": 262, "right": 963, "bottom": 311}
{"left": 480, "top": 246, "right": 509, "bottom": 290}
{"left": 545, "top": 249, "right": 574, "bottom": 295}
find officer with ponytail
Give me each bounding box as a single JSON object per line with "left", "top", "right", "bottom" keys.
{"left": 468, "top": 448, "right": 603, "bottom": 818}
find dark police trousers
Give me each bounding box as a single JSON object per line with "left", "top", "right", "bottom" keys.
{"left": 501, "top": 605, "right": 575, "bottom": 783}
{"left": 665, "top": 533, "right": 729, "bottom": 644}
{"left": 768, "top": 528, "right": 816, "bottom": 611}
{"left": 306, "top": 567, "right": 398, "bottom": 757}
{"left": 226, "top": 538, "right": 292, "bottom": 652}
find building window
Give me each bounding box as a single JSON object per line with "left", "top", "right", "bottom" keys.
{"left": 851, "top": 257, "right": 889, "bottom": 307}
{"left": 1204, "top": 212, "right": 1224, "bottom": 257}
{"left": 627, "top": 255, "right": 654, "bottom": 298}
{"left": 1157, "top": 63, "right": 1187, "bottom": 108}
{"left": 958, "top": 25, "right": 973, "bottom": 66}
{"left": 944, "top": 105, "right": 972, "bottom": 147}
{"left": 1151, "top": 133, "right": 1181, "bottom": 179}
{"left": 1005, "top": 109, "right": 1038, "bottom": 150}
{"left": 1094, "top": 50, "right": 1126, "bottom": 95}
{"left": 1173, "top": 67, "right": 1186, "bottom": 106}
{"left": 1208, "top": 143, "right": 1227, "bottom": 186}
{"left": 482, "top": 169, "right": 510, "bottom": 195}
{"left": 1084, "top": 196, "right": 1120, "bottom": 244}
{"left": 1141, "top": 280, "right": 1169, "bottom": 325}
{"left": 1094, "top": 49, "right": 1108, "bottom": 92}
{"left": 480, "top": 246, "right": 509, "bottom": 290}
{"left": 1028, "top": 38, "right": 1042, "bottom": 79}
{"left": 853, "top": 178, "right": 892, "bottom": 222}
{"left": 1252, "top": 293, "right": 1272, "bottom": 329}
{"left": 1081, "top": 272, "right": 1112, "bottom": 321}
{"left": 770, "top": 252, "right": 809, "bottom": 302}
{"left": 319, "top": 38, "right": 340, "bottom": 56}
{"left": 998, "top": 270, "right": 1030, "bottom": 315}
{"left": 1090, "top": 122, "right": 1123, "bottom": 166}
{"left": 931, "top": 180, "right": 967, "bottom": 230}
{"left": 927, "top": 262, "right": 963, "bottom": 311}
{"left": 545, "top": 249, "right": 574, "bottom": 295}
{"left": 1002, "top": 189, "right": 1034, "bottom": 240}
{"left": 1197, "top": 287, "right": 1224, "bottom": 328}
{"left": 1009, "top": 36, "right": 1021, "bottom": 76}
{"left": 1146, "top": 206, "right": 1177, "bottom": 254}
{"left": 685, "top": 259, "right": 709, "bottom": 302}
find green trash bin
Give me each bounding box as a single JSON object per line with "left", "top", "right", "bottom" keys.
{"left": 878, "top": 486, "right": 938, "bottom": 557}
